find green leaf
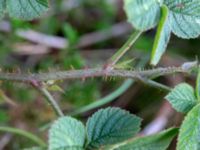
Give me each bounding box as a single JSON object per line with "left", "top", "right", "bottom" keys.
{"left": 53, "top": 147, "right": 84, "bottom": 150}
{"left": 24, "top": 147, "right": 84, "bottom": 150}
{"left": 114, "top": 128, "right": 178, "bottom": 150}
{"left": 86, "top": 107, "right": 141, "bottom": 149}
{"left": 114, "top": 59, "right": 135, "bottom": 69}
{"left": 165, "top": 83, "right": 197, "bottom": 113}
{"left": 6, "top": 0, "right": 49, "bottom": 20}
{"left": 124, "top": 0, "right": 161, "bottom": 31}
{"left": 177, "top": 104, "right": 200, "bottom": 150}
{"left": 0, "top": 0, "right": 6, "bottom": 19}
{"left": 48, "top": 116, "right": 86, "bottom": 150}
{"left": 164, "top": 0, "right": 200, "bottom": 38}
{"left": 23, "top": 147, "right": 45, "bottom": 150}
{"left": 151, "top": 5, "right": 171, "bottom": 65}
{"left": 196, "top": 69, "right": 200, "bottom": 100}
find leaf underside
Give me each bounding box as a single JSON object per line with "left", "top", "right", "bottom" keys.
{"left": 0, "top": 0, "right": 49, "bottom": 20}
{"left": 165, "top": 0, "right": 200, "bottom": 39}
{"left": 124, "top": 0, "right": 160, "bottom": 31}
{"left": 151, "top": 5, "right": 171, "bottom": 65}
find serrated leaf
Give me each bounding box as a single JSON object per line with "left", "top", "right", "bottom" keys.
{"left": 86, "top": 107, "right": 141, "bottom": 149}
{"left": 114, "top": 128, "right": 178, "bottom": 150}
{"left": 48, "top": 116, "right": 85, "bottom": 150}
{"left": 164, "top": 0, "right": 200, "bottom": 38}
{"left": 196, "top": 69, "right": 200, "bottom": 100}
{"left": 177, "top": 104, "right": 200, "bottom": 150}
{"left": 124, "top": 0, "right": 161, "bottom": 31}
{"left": 6, "top": 0, "right": 49, "bottom": 20}
{"left": 165, "top": 83, "right": 197, "bottom": 113}
{"left": 151, "top": 5, "right": 171, "bottom": 65}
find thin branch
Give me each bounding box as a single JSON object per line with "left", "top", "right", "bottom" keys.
{"left": 37, "top": 87, "right": 64, "bottom": 117}
{"left": 69, "top": 79, "right": 134, "bottom": 116}
{"left": 0, "top": 61, "right": 197, "bottom": 82}
{"left": 70, "top": 78, "right": 171, "bottom": 116}
{"left": 0, "top": 127, "right": 46, "bottom": 147}
{"left": 139, "top": 79, "right": 171, "bottom": 92}
{"left": 107, "top": 30, "right": 142, "bottom": 67}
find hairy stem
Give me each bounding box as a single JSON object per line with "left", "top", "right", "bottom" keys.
{"left": 0, "top": 61, "right": 197, "bottom": 82}
{"left": 69, "top": 56, "right": 149, "bottom": 116}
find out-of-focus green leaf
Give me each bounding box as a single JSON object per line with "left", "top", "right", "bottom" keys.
{"left": 196, "top": 69, "right": 200, "bottom": 100}
{"left": 177, "top": 104, "right": 200, "bottom": 150}
{"left": 114, "top": 128, "right": 178, "bottom": 150}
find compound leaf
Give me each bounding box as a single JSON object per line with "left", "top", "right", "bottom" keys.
{"left": 48, "top": 116, "right": 85, "bottom": 150}
{"left": 124, "top": 0, "right": 161, "bottom": 31}
{"left": 165, "top": 83, "right": 197, "bottom": 113}
{"left": 177, "top": 104, "right": 200, "bottom": 150}
{"left": 86, "top": 107, "right": 141, "bottom": 149}
{"left": 114, "top": 128, "right": 178, "bottom": 150}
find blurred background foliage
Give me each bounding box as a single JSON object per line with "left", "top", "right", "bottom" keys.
{"left": 0, "top": 0, "right": 198, "bottom": 149}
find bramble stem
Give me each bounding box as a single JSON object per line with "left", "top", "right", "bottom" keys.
{"left": 37, "top": 87, "right": 64, "bottom": 117}
{"left": 70, "top": 56, "right": 149, "bottom": 116}
{"left": 0, "top": 61, "right": 196, "bottom": 117}
{"left": 0, "top": 61, "right": 197, "bottom": 82}
{"left": 108, "top": 30, "right": 142, "bottom": 67}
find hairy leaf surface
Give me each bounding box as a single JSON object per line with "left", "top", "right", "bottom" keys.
{"left": 49, "top": 116, "right": 85, "bottom": 150}
{"left": 177, "top": 104, "right": 200, "bottom": 150}
{"left": 86, "top": 107, "right": 141, "bottom": 149}
{"left": 7, "top": 0, "right": 48, "bottom": 20}
{"left": 165, "top": 83, "right": 197, "bottom": 113}
{"left": 124, "top": 0, "right": 161, "bottom": 31}
{"left": 164, "top": 0, "right": 200, "bottom": 38}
